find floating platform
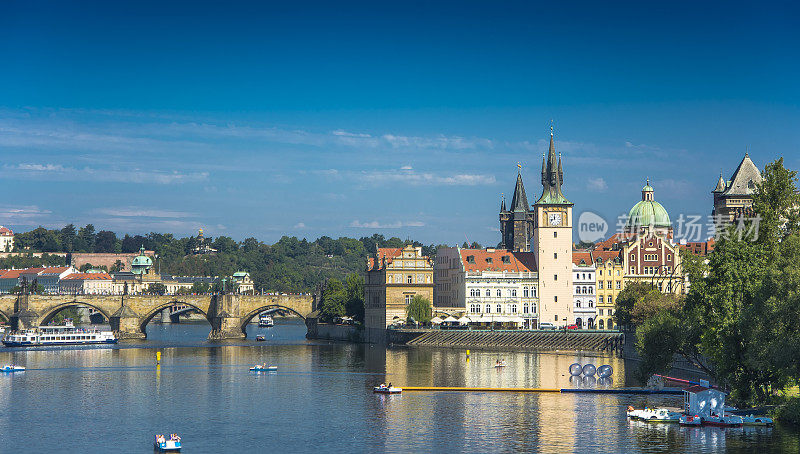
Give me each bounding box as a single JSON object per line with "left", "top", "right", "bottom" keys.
{"left": 400, "top": 386, "right": 682, "bottom": 395}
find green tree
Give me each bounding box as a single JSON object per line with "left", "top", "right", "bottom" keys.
{"left": 147, "top": 283, "right": 167, "bottom": 295}
{"left": 95, "top": 230, "right": 118, "bottom": 252}
{"left": 406, "top": 295, "right": 432, "bottom": 323}
{"left": 60, "top": 224, "right": 77, "bottom": 252}
{"left": 76, "top": 224, "right": 96, "bottom": 252}
{"left": 344, "top": 272, "right": 365, "bottom": 321}
{"left": 190, "top": 281, "right": 210, "bottom": 294}
{"left": 319, "top": 278, "right": 346, "bottom": 321}
{"left": 614, "top": 282, "right": 661, "bottom": 328}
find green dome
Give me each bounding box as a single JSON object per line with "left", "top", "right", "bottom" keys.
{"left": 130, "top": 246, "right": 153, "bottom": 275}
{"left": 626, "top": 200, "right": 671, "bottom": 229}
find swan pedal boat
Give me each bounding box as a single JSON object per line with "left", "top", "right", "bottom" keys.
{"left": 373, "top": 386, "right": 402, "bottom": 394}
{"left": 0, "top": 365, "right": 25, "bottom": 372}
{"left": 741, "top": 415, "right": 774, "bottom": 426}
{"left": 154, "top": 434, "right": 181, "bottom": 452}
{"left": 250, "top": 365, "right": 278, "bottom": 371}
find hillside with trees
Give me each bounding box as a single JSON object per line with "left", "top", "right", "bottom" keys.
{"left": 4, "top": 230, "right": 446, "bottom": 294}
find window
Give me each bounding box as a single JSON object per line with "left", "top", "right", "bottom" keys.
{"left": 554, "top": 274, "right": 558, "bottom": 281}
{"left": 554, "top": 296, "right": 558, "bottom": 303}
{"left": 486, "top": 304, "right": 491, "bottom": 313}
{"left": 501, "top": 255, "right": 510, "bottom": 263}
{"left": 407, "top": 275, "right": 413, "bottom": 284}
{"left": 630, "top": 266, "right": 635, "bottom": 274}
{"left": 523, "top": 303, "right": 529, "bottom": 313}
{"left": 575, "top": 300, "right": 581, "bottom": 308}
{"left": 599, "top": 319, "right": 605, "bottom": 329}
{"left": 667, "top": 254, "right": 672, "bottom": 261}
{"left": 599, "top": 296, "right": 604, "bottom": 303}
{"left": 485, "top": 289, "right": 491, "bottom": 297}
{"left": 405, "top": 294, "right": 413, "bottom": 304}
{"left": 553, "top": 231, "right": 558, "bottom": 238}
{"left": 608, "top": 306, "right": 613, "bottom": 313}
{"left": 588, "top": 300, "right": 594, "bottom": 308}
{"left": 486, "top": 257, "right": 493, "bottom": 264}
{"left": 607, "top": 280, "right": 611, "bottom": 289}
{"left": 599, "top": 309, "right": 604, "bottom": 315}
{"left": 470, "top": 304, "right": 481, "bottom": 314}
{"left": 496, "top": 289, "right": 501, "bottom": 297}
{"left": 467, "top": 255, "right": 475, "bottom": 263}
{"left": 554, "top": 252, "right": 558, "bottom": 259}
{"left": 532, "top": 287, "right": 537, "bottom": 297}
{"left": 555, "top": 315, "right": 558, "bottom": 321}
{"left": 470, "top": 288, "right": 479, "bottom": 297}
{"left": 616, "top": 270, "right": 621, "bottom": 276}
{"left": 496, "top": 304, "right": 502, "bottom": 313}
{"left": 511, "top": 289, "right": 517, "bottom": 297}
{"left": 616, "top": 281, "right": 621, "bottom": 289}
{"left": 523, "top": 287, "right": 529, "bottom": 297}
{"left": 510, "top": 304, "right": 517, "bottom": 313}
{"left": 598, "top": 281, "right": 603, "bottom": 289}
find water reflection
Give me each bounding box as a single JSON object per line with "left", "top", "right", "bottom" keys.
{"left": 0, "top": 321, "right": 794, "bottom": 453}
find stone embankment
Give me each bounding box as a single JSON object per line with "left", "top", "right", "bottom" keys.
{"left": 388, "top": 329, "right": 624, "bottom": 352}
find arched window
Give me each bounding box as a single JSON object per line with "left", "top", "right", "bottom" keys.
{"left": 575, "top": 300, "right": 581, "bottom": 308}
{"left": 608, "top": 318, "right": 614, "bottom": 329}
{"left": 510, "top": 304, "right": 517, "bottom": 313}
{"left": 485, "top": 289, "right": 491, "bottom": 297}
{"left": 533, "top": 287, "right": 537, "bottom": 298}
{"left": 588, "top": 286, "right": 593, "bottom": 294}
{"left": 588, "top": 300, "right": 594, "bottom": 308}
{"left": 575, "top": 287, "right": 581, "bottom": 295}
{"left": 485, "top": 304, "right": 491, "bottom": 313}
{"left": 496, "top": 304, "right": 502, "bottom": 314}
{"left": 511, "top": 289, "right": 517, "bottom": 297}
{"left": 496, "top": 289, "right": 501, "bottom": 297}
{"left": 523, "top": 287, "right": 529, "bottom": 297}
{"left": 599, "top": 319, "right": 605, "bottom": 330}
{"left": 523, "top": 303, "right": 529, "bottom": 314}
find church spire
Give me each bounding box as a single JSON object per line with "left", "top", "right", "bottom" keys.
{"left": 536, "top": 127, "right": 571, "bottom": 205}
{"left": 510, "top": 172, "right": 529, "bottom": 212}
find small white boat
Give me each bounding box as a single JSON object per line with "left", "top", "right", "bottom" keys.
{"left": 679, "top": 414, "right": 703, "bottom": 426}
{"left": 494, "top": 361, "right": 507, "bottom": 368}
{"left": 255, "top": 335, "right": 266, "bottom": 342}
{"left": 249, "top": 364, "right": 277, "bottom": 372}
{"left": 0, "top": 365, "right": 25, "bottom": 372}
{"left": 741, "top": 415, "right": 774, "bottom": 426}
{"left": 627, "top": 407, "right": 680, "bottom": 422}
{"left": 373, "top": 385, "right": 402, "bottom": 394}
{"left": 258, "top": 314, "right": 274, "bottom": 327}
{"left": 154, "top": 434, "right": 181, "bottom": 452}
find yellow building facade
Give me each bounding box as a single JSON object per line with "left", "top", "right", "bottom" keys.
{"left": 364, "top": 245, "right": 434, "bottom": 341}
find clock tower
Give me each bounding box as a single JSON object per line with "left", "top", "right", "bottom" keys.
{"left": 533, "top": 128, "right": 574, "bottom": 327}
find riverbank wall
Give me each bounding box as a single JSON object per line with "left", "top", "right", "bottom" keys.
{"left": 305, "top": 320, "right": 365, "bottom": 343}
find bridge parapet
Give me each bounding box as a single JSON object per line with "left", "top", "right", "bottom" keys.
{"left": 0, "top": 293, "right": 315, "bottom": 340}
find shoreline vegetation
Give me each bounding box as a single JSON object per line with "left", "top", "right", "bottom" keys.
{"left": 619, "top": 158, "right": 800, "bottom": 426}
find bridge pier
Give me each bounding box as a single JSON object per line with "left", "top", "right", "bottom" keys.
{"left": 109, "top": 302, "right": 146, "bottom": 339}
{"left": 207, "top": 294, "right": 245, "bottom": 339}
{"left": 9, "top": 295, "right": 40, "bottom": 331}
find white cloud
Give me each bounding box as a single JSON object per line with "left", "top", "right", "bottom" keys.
{"left": 4, "top": 163, "right": 209, "bottom": 185}
{"left": 350, "top": 220, "right": 425, "bottom": 229}
{"left": 587, "top": 177, "right": 608, "bottom": 192}
{"left": 0, "top": 205, "right": 52, "bottom": 225}
{"left": 94, "top": 207, "right": 195, "bottom": 218}
{"left": 293, "top": 222, "right": 307, "bottom": 229}
{"left": 359, "top": 170, "right": 495, "bottom": 186}
{"left": 400, "top": 165, "right": 413, "bottom": 170}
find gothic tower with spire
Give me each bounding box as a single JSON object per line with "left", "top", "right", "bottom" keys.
{"left": 532, "top": 128, "right": 574, "bottom": 327}
{"left": 499, "top": 168, "right": 535, "bottom": 252}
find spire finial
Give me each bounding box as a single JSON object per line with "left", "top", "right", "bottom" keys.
{"left": 550, "top": 119, "right": 554, "bottom": 136}
{"left": 517, "top": 162, "right": 522, "bottom": 173}
{"left": 646, "top": 177, "right": 650, "bottom": 185}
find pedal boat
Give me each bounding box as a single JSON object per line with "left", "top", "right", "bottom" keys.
{"left": 373, "top": 386, "right": 402, "bottom": 394}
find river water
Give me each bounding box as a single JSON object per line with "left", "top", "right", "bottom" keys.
{"left": 0, "top": 319, "right": 796, "bottom": 453}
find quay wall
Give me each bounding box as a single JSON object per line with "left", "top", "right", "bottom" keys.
{"left": 388, "top": 329, "right": 624, "bottom": 352}
{"left": 306, "top": 321, "right": 364, "bottom": 343}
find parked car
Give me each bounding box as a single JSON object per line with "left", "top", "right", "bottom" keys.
{"left": 566, "top": 324, "right": 579, "bottom": 330}
{"left": 538, "top": 322, "right": 557, "bottom": 330}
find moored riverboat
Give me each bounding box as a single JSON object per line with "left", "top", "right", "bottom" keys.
{"left": 258, "top": 314, "right": 274, "bottom": 327}
{"left": 373, "top": 385, "right": 402, "bottom": 394}
{"left": 2, "top": 319, "right": 117, "bottom": 347}
{"left": 627, "top": 407, "right": 680, "bottom": 423}
{"left": 0, "top": 365, "right": 25, "bottom": 372}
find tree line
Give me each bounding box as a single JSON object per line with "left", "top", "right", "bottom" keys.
{"left": 614, "top": 158, "right": 800, "bottom": 424}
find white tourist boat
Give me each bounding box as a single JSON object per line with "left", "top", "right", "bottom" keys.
{"left": 1, "top": 319, "right": 117, "bottom": 347}
{"left": 154, "top": 433, "right": 181, "bottom": 452}
{"left": 258, "top": 313, "right": 274, "bottom": 327}
{"left": 0, "top": 365, "right": 25, "bottom": 372}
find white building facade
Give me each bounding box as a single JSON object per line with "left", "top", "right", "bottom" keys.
{"left": 572, "top": 253, "right": 597, "bottom": 329}
{"left": 435, "top": 247, "right": 539, "bottom": 328}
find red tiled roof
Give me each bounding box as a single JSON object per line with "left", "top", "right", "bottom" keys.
{"left": 38, "top": 267, "right": 72, "bottom": 275}
{"left": 19, "top": 267, "right": 45, "bottom": 275}
{"left": 62, "top": 272, "right": 112, "bottom": 281}
{"left": 0, "top": 270, "right": 23, "bottom": 279}
{"left": 685, "top": 385, "right": 711, "bottom": 393}
{"left": 368, "top": 247, "right": 424, "bottom": 271}
{"left": 460, "top": 249, "right": 536, "bottom": 273}
{"left": 572, "top": 251, "right": 593, "bottom": 266}
{"left": 592, "top": 250, "right": 623, "bottom": 263}
{"left": 0, "top": 226, "right": 12, "bottom": 235}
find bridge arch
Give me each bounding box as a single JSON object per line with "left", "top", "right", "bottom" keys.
{"left": 139, "top": 301, "right": 210, "bottom": 333}
{"left": 0, "top": 309, "right": 9, "bottom": 323}
{"left": 39, "top": 301, "right": 113, "bottom": 326}
{"left": 239, "top": 305, "right": 307, "bottom": 336}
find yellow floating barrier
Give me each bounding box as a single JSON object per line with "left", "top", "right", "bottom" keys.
{"left": 400, "top": 386, "right": 561, "bottom": 393}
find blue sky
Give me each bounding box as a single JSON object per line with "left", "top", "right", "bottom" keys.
{"left": 1, "top": 1, "right": 798, "bottom": 245}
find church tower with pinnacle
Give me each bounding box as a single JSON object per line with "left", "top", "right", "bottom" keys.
{"left": 499, "top": 166, "right": 535, "bottom": 252}
{"left": 533, "top": 127, "right": 574, "bottom": 326}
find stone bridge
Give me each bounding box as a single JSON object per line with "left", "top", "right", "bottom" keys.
{"left": 0, "top": 294, "right": 315, "bottom": 340}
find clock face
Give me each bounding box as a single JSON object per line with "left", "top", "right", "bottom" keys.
{"left": 548, "top": 212, "right": 562, "bottom": 226}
